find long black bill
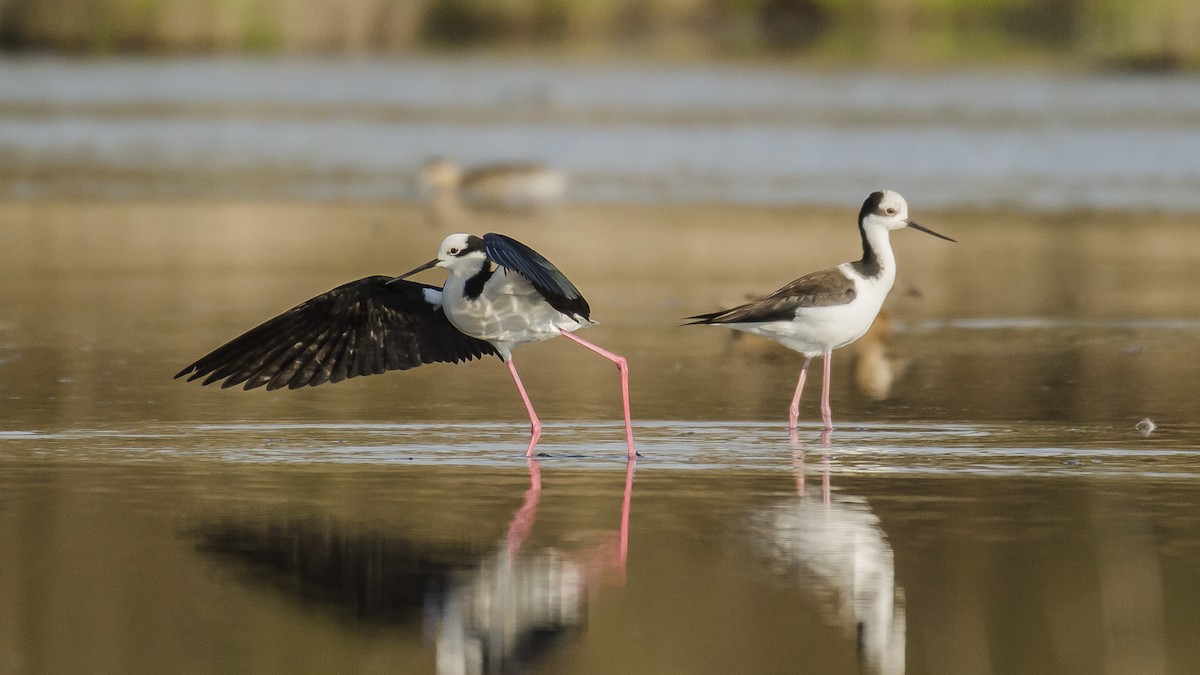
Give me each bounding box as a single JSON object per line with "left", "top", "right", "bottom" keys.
{"left": 907, "top": 220, "right": 956, "bottom": 243}
{"left": 397, "top": 258, "right": 439, "bottom": 280}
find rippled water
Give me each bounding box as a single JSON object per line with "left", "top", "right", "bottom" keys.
{"left": 4, "top": 54, "right": 1200, "bottom": 672}
{"left": 4, "top": 424, "right": 1200, "bottom": 673}
{"left": 3, "top": 197, "right": 1200, "bottom": 672}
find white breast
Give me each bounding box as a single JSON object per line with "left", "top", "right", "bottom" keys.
{"left": 442, "top": 268, "right": 588, "bottom": 353}
{"left": 734, "top": 265, "right": 894, "bottom": 357}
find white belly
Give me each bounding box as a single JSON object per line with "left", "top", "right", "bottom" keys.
{"left": 443, "top": 268, "right": 588, "bottom": 351}
{"left": 735, "top": 277, "right": 891, "bottom": 357}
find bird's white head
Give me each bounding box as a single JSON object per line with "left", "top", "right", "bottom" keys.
{"left": 859, "top": 190, "right": 910, "bottom": 232}
{"left": 434, "top": 233, "right": 489, "bottom": 274}
{"left": 397, "top": 233, "right": 488, "bottom": 281}
{"left": 859, "top": 190, "right": 955, "bottom": 242}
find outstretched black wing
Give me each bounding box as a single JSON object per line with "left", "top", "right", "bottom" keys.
{"left": 175, "top": 276, "right": 499, "bottom": 391}
{"left": 483, "top": 232, "right": 590, "bottom": 320}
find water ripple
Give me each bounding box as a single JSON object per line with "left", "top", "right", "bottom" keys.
{"left": 2, "top": 420, "right": 1196, "bottom": 478}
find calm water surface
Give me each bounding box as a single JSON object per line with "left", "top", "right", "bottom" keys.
{"left": 2, "top": 57, "right": 1200, "bottom": 209}
{"left": 3, "top": 53, "right": 1200, "bottom": 675}
{"left": 2, "top": 200, "right": 1200, "bottom": 673}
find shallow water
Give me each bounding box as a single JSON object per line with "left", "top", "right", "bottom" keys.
{"left": 2, "top": 200, "right": 1200, "bottom": 673}
{"left": 4, "top": 422, "right": 1200, "bottom": 674}
{"left": 3, "top": 57, "right": 1200, "bottom": 209}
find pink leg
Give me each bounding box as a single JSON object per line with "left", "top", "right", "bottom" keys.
{"left": 788, "top": 356, "right": 813, "bottom": 431}
{"left": 506, "top": 458, "right": 542, "bottom": 559}
{"left": 558, "top": 330, "right": 636, "bottom": 459}
{"left": 506, "top": 358, "right": 542, "bottom": 457}
{"left": 819, "top": 349, "right": 834, "bottom": 431}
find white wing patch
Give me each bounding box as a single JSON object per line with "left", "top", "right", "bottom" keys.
{"left": 422, "top": 286, "right": 444, "bottom": 310}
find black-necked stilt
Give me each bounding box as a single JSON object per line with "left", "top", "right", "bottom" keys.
{"left": 176, "top": 232, "right": 635, "bottom": 458}
{"left": 685, "top": 190, "right": 954, "bottom": 432}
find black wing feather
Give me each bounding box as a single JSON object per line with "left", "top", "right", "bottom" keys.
{"left": 176, "top": 276, "right": 499, "bottom": 391}
{"left": 483, "top": 233, "right": 591, "bottom": 320}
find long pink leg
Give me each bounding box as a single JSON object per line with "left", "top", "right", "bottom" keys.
{"left": 505, "top": 358, "right": 542, "bottom": 457}
{"left": 788, "top": 356, "right": 813, "bottom": 431}
{"left": 819, "top": 349, "right": 834, "bottom": 431}
{"left": 558, "top": 330, "right": 636, "bottom": 459}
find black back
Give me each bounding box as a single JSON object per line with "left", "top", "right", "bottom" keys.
{"left": 483, "top": 233, "right": 591, "bottom": 320}
{"left": 175, "top": 276, "right": 499, "bottom": 391}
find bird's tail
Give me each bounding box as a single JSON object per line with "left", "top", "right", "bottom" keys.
{"left": 680, "top": 310, "right": 727, "bottom": 326}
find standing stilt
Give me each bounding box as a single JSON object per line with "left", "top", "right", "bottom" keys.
{"left": 683, "top": 190, "right": 955, "bottom": 435}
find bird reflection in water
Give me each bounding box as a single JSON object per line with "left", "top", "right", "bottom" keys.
{"left": 848, "top": 308, "right": 908, "bottom": 402}
{"left": 192, "top": 459, "right": 635, "bottom": 674}
{"left": 437, "top": 459, "right": 634, "bottom": 674}
{"left": 757, "top": 431, "right": 906, "bottom": 675}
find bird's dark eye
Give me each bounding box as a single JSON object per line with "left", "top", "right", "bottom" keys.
{"left": 885, "top": 207, "right": 897, "bottom": 215}
{"left": 448, "top": 247, "right": 460, "bottom": 255}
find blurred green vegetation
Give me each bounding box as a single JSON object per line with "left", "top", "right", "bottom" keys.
{"left": 0, "top": 0, "right": 1195, "bottom": 69}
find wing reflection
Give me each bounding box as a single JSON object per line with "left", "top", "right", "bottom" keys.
{"left": 191, "top": 459, "right": 636, "bottom": 674}
{"left": 757, "top": 432, "right": 906, "bottom": 675}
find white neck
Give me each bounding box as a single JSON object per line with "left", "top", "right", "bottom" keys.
{"left": 860, "top": 222, "right": 898, "bottom": 283}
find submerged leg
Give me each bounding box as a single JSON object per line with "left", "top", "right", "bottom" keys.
{"left": 506, "top": 358, "right": 542, "bottom": 457}
{"left": 788, "top": 356, "right": 813, "bottom": 432}
{"left": 820, "top": 349, "right": 834, "bottom": 431}
{"left": 558, "top": 330, "right": 636, "bottom": 459}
